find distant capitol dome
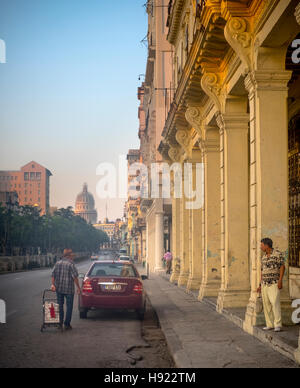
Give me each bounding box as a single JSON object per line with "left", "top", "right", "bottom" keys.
{"left": 75, "top": 183, "right": 98, "bottom": 224}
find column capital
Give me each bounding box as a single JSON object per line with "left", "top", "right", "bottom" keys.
{"left": 245, "top": 70, "right": 292, "bottom": 94}
{"left": 216, "top": 112, "right": 249, "bottom": 133}
{"left": 295, "top": 2, "right": 300, "bottom": 25}
{"left": 201, "top": 126, "right": 220, "bottom": 154}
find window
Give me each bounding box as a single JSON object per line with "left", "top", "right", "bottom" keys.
{"left": 88, "top": 263, "right": 137, "bottom": 278}
{"left": 30, "top": 172, "right": 35, "bottom": 180}
{"left": 36, "top": 172, "right": 41, "bottom": 180}
{"left": 24, "top": 173, "right": 29, "bottom": 181}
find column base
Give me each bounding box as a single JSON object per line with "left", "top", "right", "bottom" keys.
{"left": 295, "top": 349, "right": 300, "bottom": 366}
{"left": 244, "top": 296, "right": 266, "bottom": 335}
{"left": 170, "top": 272, "right": 180, "bottom": 284}
{"left": 281, "top": 299, "right": 295, "bottom": 326}
{"left": 186, "top": 277, "right": 202, "bottom": 291}
{"left": 295, "top": 334, "right": 300, "bottom": 365}
{"left": 243, "top": 295, "right": 296, "bottom": 334}
{"left": 217, "top": 289, "right": 250, "bottom": 312}
{"left": 178, "top": 273, "right": 189, "bottom": 287}
{"left": 198, "top": 281, "right": 220, "bottom": 300}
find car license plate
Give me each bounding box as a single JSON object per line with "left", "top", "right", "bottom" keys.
{"left": 105, "top": 285, "right": 122, "bottom": 291}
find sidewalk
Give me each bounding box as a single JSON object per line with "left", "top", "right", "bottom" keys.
{"left": 142, "top": 270, "right": 299, "bottom": 368}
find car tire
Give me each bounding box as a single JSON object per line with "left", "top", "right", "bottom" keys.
{"left": 136, "top": 304, "right": 146, "bottom": 321}
{"left": 79, "top": 309, "right": 88, "bottom": 319}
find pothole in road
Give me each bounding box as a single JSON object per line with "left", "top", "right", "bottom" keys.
{"left": 126, "top": 297, "right": 175, "bottom": 368}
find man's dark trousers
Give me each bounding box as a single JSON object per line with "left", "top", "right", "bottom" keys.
{"left": 57, "top": 293, "right": 74, "bottom": 327}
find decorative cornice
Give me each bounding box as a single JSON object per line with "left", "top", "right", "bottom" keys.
{"left": 185, "top": 106, "right": 204, "bottom": 139}
{"left": 168, "top": 146, "right": 181, "bottom": 162}
{"left": 175, "top": 129, "right": 190, "bottom": 154}
{"left": 224, "top": 17, "right": 252, "bottom": 74}
{"left": 201, "top": 72, "right": 224, "bottom": 113}
{"left": 167, "top": 0, "right": 186, "bottom": 45}
{"left": 295, "top": 2, "right": 300, "bottom": 26}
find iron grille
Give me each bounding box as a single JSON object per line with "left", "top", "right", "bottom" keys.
{"left": 289, "top": 114, "right": 300, "bottom": 267}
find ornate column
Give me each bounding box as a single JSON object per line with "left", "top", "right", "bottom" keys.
{"left": 169, "top": 147, "right": 182, "bottom": 284}
{"left": 178, "top": 190, "right": 190, "bottom": 287}
{"left": 198, "top": 126, "right": 222, "bottom": 300}
{"left": 174, "top": 126, "right": 193, "bottom": 286}
{"left": 170, "top": 197, "right": 181, "bottom": 283}
{"left": 185, "top": 107, "right": 204, "bottom": 291}
{"left": 243, "top": 70, "right": 293, "bottom": 332}
{"left": 154, "top": 199, "right": 165, "bottom": 273}
{"left": 186, "top": 149, "right": 203, "bottom": 291}
{"left": 216, "top": 98, "right": 250, "bottom": 311}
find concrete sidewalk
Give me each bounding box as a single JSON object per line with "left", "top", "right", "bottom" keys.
{"left": 142, "top": 272, "right": 299, "bottom": 368}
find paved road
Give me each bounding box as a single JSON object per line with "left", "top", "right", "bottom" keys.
{"left": 0, "top": 259, "right": 173, "bottom": 368}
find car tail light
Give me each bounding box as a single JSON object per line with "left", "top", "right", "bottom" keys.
{"left": 133, "top": 282, "right": 143, "bottom": 294}
{"left": 82, "top": 279, "right": 93, "bottom": 293}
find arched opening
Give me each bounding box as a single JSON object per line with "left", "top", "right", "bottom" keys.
{"left": 287, "top": 33, "right": 300, "bottom": 268}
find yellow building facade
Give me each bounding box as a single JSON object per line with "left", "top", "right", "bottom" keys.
{"left": 157, "top": 0, "right": 300, "bottom": 338}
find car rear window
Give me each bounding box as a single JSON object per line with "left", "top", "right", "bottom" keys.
{"left": 89, "top": 263, "right": 137, "bottom": 278}
{"left": 98, "top": 255, "right": 114, "bottom": 261}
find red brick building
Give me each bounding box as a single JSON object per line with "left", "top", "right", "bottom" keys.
{"left": 0, "top": 161, "right": 52, "bottom": 215}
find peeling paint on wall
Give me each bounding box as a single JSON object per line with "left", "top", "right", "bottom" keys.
{"left": 207, "top": 250, "right": 218, "bottom": 259}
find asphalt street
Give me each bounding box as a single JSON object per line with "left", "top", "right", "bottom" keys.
{"left": 0, "top": 259, "right": 173, "bottom": 368}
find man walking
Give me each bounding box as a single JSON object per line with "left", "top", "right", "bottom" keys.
{"left": 164, "top": 251, "right": 173, "bottom": 275}
{"left": 257, "top": 238, "right": 286, "bottom": 332}
{"left": 51, "top": 249, "right": 81, "bottom": 330}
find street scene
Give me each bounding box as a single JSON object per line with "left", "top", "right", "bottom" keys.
{"left": 1, "top": 0, "right": 300, "bottom": 373}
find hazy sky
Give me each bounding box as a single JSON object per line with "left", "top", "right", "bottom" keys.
{"left": 0, "top": 0, "right": 147, "bottom": 221}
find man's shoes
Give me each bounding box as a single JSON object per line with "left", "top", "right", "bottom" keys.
{"left": 274, "top": 327, "right": 282, "bottom": 332}
{"left": 263, "top": 327, "right": 274, "bottom": 331}
{"left": 64, "top": 325, "right": 72, "bottom": 331}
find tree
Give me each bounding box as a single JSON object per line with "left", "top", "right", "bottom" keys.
{"left": 0, "top": 205, "right": 109, "bottom": 256}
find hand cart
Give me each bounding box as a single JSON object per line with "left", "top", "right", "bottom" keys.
{"left": 41, "top": 290, "right": 62, "bottom": 332}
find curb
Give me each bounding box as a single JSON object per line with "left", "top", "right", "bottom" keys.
{"left": 144, "top": 283, "right": 193, "bottom": 368}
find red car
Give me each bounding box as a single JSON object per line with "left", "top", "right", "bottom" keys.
{"left": 78, "top": 261, "right": 147, "bottom": 320}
